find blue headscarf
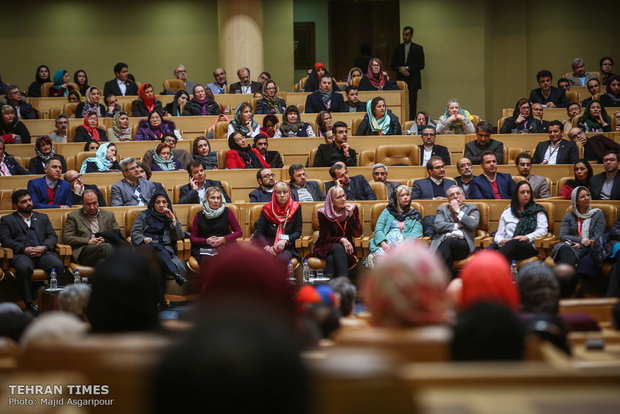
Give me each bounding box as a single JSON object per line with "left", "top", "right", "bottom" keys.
{"left": 52, "top": 69, "right": 69, "bottom": 97}
{"left": 366, "top": 99, "right": 391, "bottom": 135}
{"left": 80, "top": 142, "right": 113, "bottom": 173}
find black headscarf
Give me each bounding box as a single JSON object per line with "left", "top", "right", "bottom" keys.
{"left": 386, "top": 186, "right": 422, "bottom": 222}
{"left": 144, "top": 191, "right": 174, "bottom": 235}
{"left": 511, "top": 181, "right": 546, "bottom": 236}
{"left": 228, "top": 133, "right": 263, "bottom": 168}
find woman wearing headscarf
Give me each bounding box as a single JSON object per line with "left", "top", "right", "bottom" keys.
{"left": 256, "top": 80, "right": 287, "bottom": 114}
{"left": 74, "top": 111, "right": 108, "bottom": 142}
{"left": 436, "top": 99, "right": 475, "bottom": 134}
{"left": 49, "top": 69, "right": 74, "bottom": 97}
{"left": 75, "top": 86, "right": 106, "bottom": 118}
{"left": 1, "top": 105, "right": 31, "bottom": 144}
{"left": 358, "top": 58, "right": 398, "bottom": 91}
{"left": 274, "top": 105, "right": 315, "bottom": 138}
{"left": 500, "top": 98, "right": 544, "bottom": 134}
{"left": 346, "top": 67, "right": 362, "bottom": 87}
{"left": 79, "top": 142, "right": 120, "bottom": 173}
{"left": 134, "top": 110, "right": 176, "bottom": 141}
{"left": 578, "top": 100, "right": 612, "bottom": 133}
{"left": 406, "top": 111, "right": 437, "bottom": 135}
{"left": 364, "top": 185, "right": 423, "bottom": 269}
{"left": 131, "top": 83, "right": 163, "bottom": 117}
{"left": 313, "top": 186, "right": 363, "bottom": 278}
{"left": 27, "top": 65, "right": 51, "bottom": 97}
{"left": 164, "top": 90, "right": 199, "bottom": 116}
{"left": 225, "top": 131, "right": 269, "bottom": 169}
{"left": 599, "top": 74, "right": 620, "bottom": 108}
{"left": 107, "top": 111, "right": 132, "bottom": 141}
{"left": 190, "top": 85, "right": 221, "bottom": 116}
{"left": 73, "top": 70, "right": 89, "bottom": 96}
{"left": 558, "top": 159, "right": 593, "bottom": 199}
{"left": 192, "top": 136, "right": 218, "bottom": 170}
{"left": 355, "top": 96, "right": 402, "bottom": 135}
{"left": 67, "top": 90, "right": 82, "bottom": 103}
{"left": 28, "top": 135, "right": 67, "bottom": 174}
{"left": 252, "top": 181, "right": 302, "bottom": 263}
{"left": 493, "top": 181, "right": 548, "bottom": 262}
{"left": 227, "top": 101, "right": 261, "bottom": 138}
{"left": 260, "top": 114, "right": 278, "bottom": 138}
{"left": 304, "top": 62, "right": 340, "bottom": 92}
{"left": 151, "top": 143, "right": 183, "bottom": 171}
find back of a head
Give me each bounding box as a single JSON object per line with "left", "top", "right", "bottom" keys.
{"left": 517, "top": 262, "right": 560, "bottom": 314}
{"left": 58, "top": 284, "right": 92, "bottom": 322}
{"left": 0, "top": 302, "right": 32, "bottom": 342}
{"left": 523, "top": 312, "right": 571, "bottom": 355}
{"left": 20, "top": 311, "right": 87, "bottom": 349}
{"left": 328, "top": 276, "right": 356, "bottom": 317}
{"left": 553, "top": 264, "right": 578, "bottom": 299}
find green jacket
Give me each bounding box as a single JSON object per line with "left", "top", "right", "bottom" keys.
{"left": 369, "top": 208, "right": 423, "bottom": 252}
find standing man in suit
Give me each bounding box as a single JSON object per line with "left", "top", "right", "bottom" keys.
{"left": 514, "top": 153, "right": 550, "bottom": 199}
{"left": 178, "top": 160, "right": 230, "bottom": 204}
{"left": 26, "top": 157, "right": 72, "bottom": 209}
{"left": 590, "top": 151, "right": 620, "bottom": 200}
{"left": 464, "top": 121, "right": 504, "bottom": 165}
{"left": 64, "top": 170, "right": 106, "bottom": 206}
{"left": 228, "top": 67, "right": 262, "bottom": 94}
{"left": 289, "top": 164, "right": 325, "bottom": 202}
{"left": 411, "top": 156, "right": 455, "bottom": 200}
{"left": 469, "top": 152, "right": 515, "bottom": 199}
{"left": 0, "top": 189, "right": 64, "bottom": 315}
{"left": 532, "top": 120, "right": 579, "bottom": 165}
{"left": 304, "top": 75, "right": 345, "bottom": 113}
{"left": 418, "top": 126, "right": 450, "bottom": 166}
{"left": 391, "top": 26, "right": 425, "bottom": 120}
{"left": 110, "top": 157, "right": 159, "bottom": 206}
{"left": 63, "top": 190, "right": 121, "bottom": 266}
{"left": 430, "top": 185, "right": 480, "bottom": 272}
{"left": 325, "top": 162, "right": 376, "bottom": 201}
{"left": 103, "top": 62, "right": 139, "bottom": 97}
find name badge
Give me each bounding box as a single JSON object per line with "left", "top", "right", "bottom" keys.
{"left": 280, "top": 234, "right": 289, "bottom": 241}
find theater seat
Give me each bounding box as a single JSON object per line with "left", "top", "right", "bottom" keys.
{"left": 375, "top": 144, "right": 419, "bottom": 166}
{"left": 63, "top": 103, "right": 78, "bottom": 118}
{"left": 352, "top": 117, "right": 364, "bottom": 135}
{"left": 40, "top": 83, "right": 52, "bottom": 97}
{"left": 359, "top": 150, "right": 375, "bottom": 166}
{"left": 369, "top": 182, "right": 387, "bottom": 201}
{"left": 351, "top": 76, "right": 361, "bottom": 87}
{"left": 215, "top": 121, "right": 229, "bottom": 139}
{"left": 162, "top": 79, "right": 184, "bottom": 93}
{"left": 565, "top": 90, "right": 579, "bottom": 104}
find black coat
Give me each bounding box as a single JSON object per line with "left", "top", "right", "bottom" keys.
{"left": 70, "top": 184, "right": 106, "bottom": 206}
{"left": 74, "top": 127, "right": 108, "bottom": 143}
{"left": 252, "top": 208, "right": 302, "bottom": 259}
{"left": 28, "top": 154, "right": 68, "bottom": 174}
{"left": 313, "top": 142, "right": 357, "bottom": 167}
{"left": 355, "top": 110, "right": 402, "bottom": 136}
{"left": 75, "top": 103, "right": 108, "bottom": 118}
{"left": 229, "top": 81, "right": 262, "bottom": 94}
{"left": 590, "top": 172, "right": 620, "bottom": 200}
{"left": 1, "top": 155, "right": 28, "bottom": 175}
{"left": 418, "top": 144, "right": 451, "bottom": 166}
{"left": 528, "top": 87, "right": 570, "bottom": 108}
{"left": 1, "top": 119, "right": 31, "bottom": 143}
{"left": 304, "top": 91, "right": 346, "bottom": 113}
{"left": 103, "top": 79, "right": 139, "bottom": 97}
{"left": 532, "top": 140, "right": 579, "bottom": 164}
{"left": 358, "top": 75, "right": 399, "bottom": 91}
{"left": 255, "top": 98, "right": 287, "bottom": 114}
{"left": 131, "top": 99, "right": 164, "bottom": 117}
{"left": 390, "top": 42, "right": 425, "bottom": 90}
{"left": 178, "top": 181, "right": 231, "bottom": 204}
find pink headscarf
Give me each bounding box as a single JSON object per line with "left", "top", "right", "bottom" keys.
{"left": 317, "top": 186, "right": 348, "bottom": 222}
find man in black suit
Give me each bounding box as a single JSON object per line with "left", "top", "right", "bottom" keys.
{"left": 454, "top": 157, "right": 474, "bottom": 198}
{"left": 464, "top": 121, "right": 504, "bottom": 165}
{"left": 532, "top": 120, "right": 579, "bottom": 165}
{"left": 528, "top": 70, "right": 569, "bottom": 108}
{"left": 289, "top": 164, "right": 325, "bottom": 202}
{"left": 249, "top": 168, "right": 275, "bottom": 202}
{"left": 412, "top": 156, "right": 456, "bottom": 200}
{"left": 344, "top": 85, "right": 366, "bottom": 112}
{"left": 64, "top": 170, "right": 106, "bottom": 206}
{"left": 0, "top": 189, "right": 64, "bottom": 315}
{"left": 178, "top": 160, "right": 231, "bottom": 204}
{"left": 304, "top": 75, "right": 345, "bottom": 113}
{"left": 590, "top": 151, "right": 620, "bottom": 200}
{"left": 103, "top": 62, "right": 139, "bottom": 97}
{"left": 418, "top": 126, "right": 450, "bottom": 166}
{"left": 325, "top": 162, "right": 376, "bottom": 201}
{"left": 228, "top": 67, "right": 262, "bottom": 94}
{"left": 390, "top": 26, "right": 425, "bottom": 119}
{"left": 372, "top": 163, "right": 400, "bottom": 197}
{"left": 313, "top": 121, "right": 357, "bottom": 167}
{"left": 253, "top": 134, "right": 283, "bottom": 168}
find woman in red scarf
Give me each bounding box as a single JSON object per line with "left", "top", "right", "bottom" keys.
{"left": 131, "top": 83, "right": 163, "bottom": 117}
{"left": 252, "top": 181, "right": 302, "bottom": 263}
{"left": 358, "top": 58, "right": 398, "bottom": 91}
{"left": 74, "top": 111, "right": 108, "bottom": 142}
{"left": 303, "top": 62, "right": 341, "bottom": 92}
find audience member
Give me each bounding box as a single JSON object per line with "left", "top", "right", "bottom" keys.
{"left": 274, "top": 105, "right": 315, "bottom": 137}
{"left": 436, "top": 99, "right": 475, "bottom": 134}
{"left": 590, "top": 150, "right": 620, "bottom": 200}
{"left": 0, "top": 138, "right": 28, "bottom": 175}
{"left": 581, "top": 78, "right": 601, "bottom": 108}
{"left": 108, "top": 111, "right": 132, "bottom": 142}
{"left": 500, "top": 98, "right": 544, "bottom": 134}
{"left": 304, "top": 75, "right": 345, "bottom": 113}
{"left": 172, "top": 64, "right": 198, "bottom": 92}
{"left": 346, "top": 66, "right": 363, "bottom": 87}
{"left": 190, "top": 85, "right": 221, "bottom": 115}
{"left": 469, "top": 152, "right": 515, "bottom": 199}
{"left": 74, "top": 111, "right": 108, "bottom": 142}
{"left": 325, "top": 161, "right": 376, "bottom": 201}
{"left": 5, "top": 85, "right": 38, "bottom": 119}
{"left": 554, "top": 263, "right": 579, "bottom": 299}
{"left": 316, "top": 111, "right": 334, "bottom": 142}
{"left": 79, "top": 142, "right": 120, "bottom": 173}
{"left": 256, "top": 80, "right": 286, "bottom": 114}
{"left": 465, "top": 120, "right": 503, "bottom": 164}
{"left": 304, "top": 62, "right": 340, "bottom": 92}
{"left": 249, "top": 168, "right": 276, "bottom": 202}
{"left": 600, "top": 74, "right": 620, "bottom": 107}
{"left": 557, "top": 77, "right": 570, "bottom": 91}
{"left": 391, "top": 26, "right": 425, "bottom": 119}
{"left": 67, "top": 90, "right": 82, "bottom": 103}
{"left": 132, "top": 82, "right": 165, "bottom": 116}
{"left": 111, "top": 157, "right": 159, "bottom": 206}
{"left": 600, "top": 57, "right": 616, "bottom": 86}
{"left": 229, "top": 67, "right": 262, "bottom": 94}
{"left": 530, "top": 102, "right": 550, "bottom": 131}
{"left": 566, "top": 58, "right": 598, "bottom": 87}
{"left": 76, "top": 86, "right": 106, "bottom": 118}
{"left": 58, "top": 284, "right": 91, "bottom": 322}
{"left": 563, "top": 102, "right": 582, "bottom": 133}
{"left": 179, "top": 160, "right": 230, "bottom": 204}
{"left": 0, "top": 302, "right": 32, "bottom": 342}
{"left": 27, "top": 157, "right": 71, "bottom": 208}
{"left": 165, "top": 90, "right": 198, "bottom": 116}
{"left": 49, "top": 114, "right": 69, "bottom": 143}
{"left": 20, "top": 312, "right": 87, "bottom": 348}
{"left": 344, "top": 85, "right": 365, "bottom": 112}
{"left": 49, "top": 69, "right": 74, "bottom": 97}
{"left": 288, "top": 164, "right": 325, "bottom": 202}
{"left": 418, "top": 126, "right": 450, "bottom": 166}
{"left": 329, "top": 276, "right": 357, "bottom": 318}
{"left": 103, "top": 62, "right": 139, "bottom": 97}
{"left": 141, "top": 133, "right": 192, "bottom": 169}
{"left": 371, "top": 163, "right": 399, "bottom": 196}
{"left": 27, "top": 65, "right": 51, "bottom": 98}
{"left": 191, "top": 136, "right": 218, "bottom": 170}
{"left": 259, "top": 114, "right": 277, "bottom": 137}
{"left": 578, "top": 100, "right": 612, "bottom": 133}
{"left": 28, "top": 136, "right": 67, "bottom": 174}
{"left": 558, "top": 159, "right": 593, "bottom": 199}
{"left": 228, "top": 101, "right": 260, "bottom": 138}
{"left": 226, "top": 131, "right": 269, "bottom": 169}
{"left": 313, "top": 121, "right": 356, "bottom": 167}
{"left": 358, "top": 58, "right": 398, "bottom": 91}
{"left": 529, "top": 69, "right": 569, "bottom": 108}
{"left": 532, "top": 120, "right": 579, "bottom": 164}
{"left": 1, "top": 105, "right": 31, "bottom": 143}
{"left": 206, "top": 67, "right": 228, "bottom": 95}
{"left": 412, "top": 156, "right": 455, "bottom": 200}
{"left": 253, "top": 134, "right": 283, "bottom": 168}
{"left": 514, "top": 152, "right": 550, "bottom": 198}
{"left": 454, "top": 157, "right": 473, "bottom": 197}
{"left": 84, "top": 140, "right": 99, "bottom": 152}
{"left": 72, "top": 69, "right": 88, "bottom": 96}
{"left": 355, "top": 97, "right": 402, "bottom": 135}
{"left": 64, "top": 170, "right": 106, "bottom": 206}
{"left": 134, "top": 110, "right": 176, "bottom": 141}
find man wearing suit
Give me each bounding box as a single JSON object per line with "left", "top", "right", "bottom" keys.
{"left": 26, "top": 157, "right": 72, "bottom": 209}
{"left": 528, "top": 70, "right": 570, "bottom": 108}
{"left": 454, "top": 157, "right": 474, "bottom": 198}
{"left": 390, "top": 26, "right": 425, "bottom": 119}
{"left": 64, "top": 170, "right": 106, "bottom": 206}
{"left": 228, "top": 67, "right": 262, "bottom": 94}
{"left": 63, "top": 190, "right": 120, "bottom": 266}
{"left": 0, "top": 138, "right": 28, "bottom": 175}
{"left": 111, "top": 157, "right": 159, "bottom": 206}
{"left": 566, "top": 58, "right": 599, "bottom": 87}
{"left": 249, "top": 168, "right": 276, "bottom": 203}
{"left": 469, "top": 152, "right": 515, "bottom": 199}
{"left": 412, "top": 156, "right": 455, "bottom": 200}
{"left": 178, "top": 160, "right": 231, "bottom": 204}
{"left": 464, "top": 121, "right": 504, "bottom": 165}
{"left": 289, "top": 164, "right": 325, "bottom": 202}
{"left": 325, "top": 162, "right": 376, "bottom": 201}
{"left": 313, "top": 122, "right": 357, "bottom": 167}
{"left": 532, "top": 120, "right": 579, "bottom": 165}
{"left": 418, "top": 126, "right": 450, "bottom": 166}
{"left": 344, "top": 86, "right": 366, "bottom": 112}
{"left": 372, "top": 163, "right": 400, "bottom": 197}
{"left": 304, "top": 75, "right": 345, "bottom": 113}
{"left": 514, "top": 153, "right": 550, "bottom": 199}
{"left": 590, "top": 151, "right": 620, "bottom": 200}
{"left": 0, "top": 189, "right": 64, "bottom": 315}
{"left": 173, "top": 65, "right": 198, "bottom": 93}
{"left": 103, "top": 62, "right": 139, "bottom": 97}
{"left": 430, "top": 185, "right": 480, "bottom": 271}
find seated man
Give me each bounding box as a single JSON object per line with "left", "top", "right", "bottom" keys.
{"left": 581, "top": 78, "right": 601, "bottom": 108}
{"left": 344, "top": 85, "right": 366, "bottom": 112}
{"left": 411, "top": 156, "right": 455, "bottom": 200}
{"left": 207, "top": 67, "right": 228, "bottom": 95}
{"left": 454, "top": 157, "right": 474, "bottom": 198}
{"left": 257, "top": 71, "right": 271, "bottom": 84}
{"left": 64, "top": 170, "right": 106, "bottom": 206}
{"left": 528, "top": 70, "right": 569, "bottom": 108}
{"left": 532, "top": 120, "right": 579, "bottom": 165}
{"left": 563, "top": 103, "right": 582, "bottom": 134}
{"left": 288, "top": 164, "right": 325, "bottom": 202}
{"left": 103, "top": 62, "right": 139, "bottom": 97}
{"left": 104, "top": 94, "right": 122, "bottom": 117}
{"left": 568, "top": 127, "right": 620, "bottom": 163}
{"left": 590, "top": 151, "right": 620, "bottom": 200}
{"left": 566, "top": 58, "right": 598, "bottom": 87}
{"left": 253, "top": 134, "right": 283, "bottom": 168}
{"left": 531, "top": 102, "right": 550, "bottom": 132}
{"left": 304, "top": 75, "right": 345, "bottom": 113}
{"left": 0, "top": 138, "right": 28, "bottom": 175}
{"left": 430, "top": 185, "right": 480, "bottom": 271}
{"left": 26, "top": 156, "right": 72, "bottom": 209}
{"left": 5, "top": 85, "right": 38, "bottom": 119}
{"left": 0, "top": 189, "right": 64, "bottom": 315}
{"left": 141, "top": 133, "right": 192, "bottom": 169}
{"left": 249, "top": 168, "right": 275, "bottom": 202}
{"left": 178, "top": 160, "right": 231, "bottom": 204}
{"left": 110, "top": 157, "right": 159, "bottom": 206}
{"left": 228, "top": 67, "right": 262, "bottom": 94}
{"left": 469, "top": 152, "right": 515, "bottom": 199}
{"left": 325, "top": 161, "right": 376, "bottom": 201}
{"left": 49, "top": 114, "right": 69, "bottom": 143}
{"left": 464, "top": 121, "right": 503, "bottom": 165}
{"left": 313, "top": 121, "right": 357, "bottom": 167}
{"left": 172, "top": 65, "right": 198, "bottom": 93}
{"left": 372, "top": 163, "right": 400, "bottom": 196}
{"left": 63, "top": 190, "right": 122, "bottom": 266}
{"left": 418, "top": 126, "right": 450, "bottom": 166}
{"left": 514, "top": 153, "right": 550, "bottom": 198}
{"left": 557, "top": 78, "right": 571, "bottom": 91}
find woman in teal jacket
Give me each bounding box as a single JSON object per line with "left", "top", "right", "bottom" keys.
{"left": 365, "top": 185, "right": 423, "bottom": 268}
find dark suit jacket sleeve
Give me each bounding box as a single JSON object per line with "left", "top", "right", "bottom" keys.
{"left": 309, "top": 181, "right": 326, "bottom": 201}
{"left": 438, "top": 146, "right": 451, "bottom": 165}
{"left": 0, "top": 215, "right": 25, "bottom": 253}
{"left": 359, "top": 177, "right": 376, "bottom": 200}
{"left": 532, "top": 142, "right": 545, "bottom": 164}
{"left": 468, "top": 178, "right": 484, "bottom": 199}
{"left": 346, "top": 148, "right": 357, "bottom": 167}
{"left": 566, "top": 141, "right": 579, "bottom": 164}
{"left": 313, "top": 145, "right": 328, "bottom": 167}
{"left": 39, "top": 214, "right": 59, "bottom": 251}
{"left": 411, "top": 180, "right": 422, "bottom": 199}
{"left": 554, "top": 88, "right": 570, "bottom": 108}
{"left": 178, "top": 185, "right": 198, "bottom": 204}
{"left": 590, "top": 175, "right": 604, "bottom": 200}
{"left": 304, "top": 94, "right": 316, "bottom": 113}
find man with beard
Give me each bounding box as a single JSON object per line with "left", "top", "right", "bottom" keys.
{"left": 324, "top": 162, "right": 376, "bottom": 201}
{"left": 249, "top": 168, "right": 276, "bottom": 202}
{"left": 253, "top": 134, "right": 283, "bottom": 168}
{"left": 454, "top": 157, "right": 474, "bottom": 198}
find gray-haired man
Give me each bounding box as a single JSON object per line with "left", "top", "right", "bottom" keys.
{"left": 111, "top": 157, "right": 160, "bottom": 206}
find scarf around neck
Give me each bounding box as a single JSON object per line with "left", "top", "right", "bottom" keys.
{"left": 570, "top": 186, "right": 600, "bottom": 240}
{"left": 366, "top": 100, "right": 391, "bottom": 134}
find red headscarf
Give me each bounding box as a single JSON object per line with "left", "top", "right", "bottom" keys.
{"left": 366, "top": 58, "right": 386, "bottom": 89}
{"left": 314, "top": 63, "right": 326, "bottom": 80}
{"left": 138, "top": 83, "right": 156, "bottom": 113}
{"left": 82, "top": 111, "right": 100, "bottom": 141}
{"left": 261, "top": 181, "right": 300, "bottom": 242}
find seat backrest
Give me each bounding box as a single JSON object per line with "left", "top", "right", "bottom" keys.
{"left": 308, "top": 148, "right": 318, "bottom": 166}
{"left": 352, "top": 118, "right": 364, "bottom": 136}
{"left": 63, "top": 103, "right": 78, "bottom": 118}
{"left": 312, "top": 202, "right": 363, "bottom": 232}
{"left": 74, "top": 151, "right": 97, "bottom": 172}
{"left": 351, "top": 76, "right": 361, "bottom": 87}
{"left": 468, "top": 201, "right": 489, "bottom": 232}
{"left": 336, "top": 82, "right": 347, "bottom": 90}
{"left": 49, "top": 108, "right": 61, "bottom": 119}
{"left": 215, "top": 121, "right": 229, "bottom": 139}
{"left": 173, "top": 184, "right": 184, "bottom": 204}
{"left": 565, "top": 90, "right": 579, "bottom": 104}
{"left": 297, "top": 103, "right": 305, "bottom": 113}
{"left": 375, "top": 145, "right": 419, "bottom": 166}
{"left": 248, "top": 204, "right": 264, "bottom": 234}
{"left": 299, "top": 76, "right": 308, "bottom": 91}
{"left": 40, "top": 83, "right": 52, "bottom": 97}
{"left": 536, "top": 201, "right": 555, "bottom": 233}
{"left": 162, "top": 79, "right": 184, "bottom": 93}
{"left": 512, "top": 175, "right": 526, "bottom": 185}
{"left": 0, "top": 189, "right": 13, "bottom": 210}
{"left": 396, "top": 80, "right": 408, "bottom": 91}
{"left": 508, "top": 147, "right": 524, "bottom": 165}
{"left": 556, "top": 176, "right": 572, "bottom": 193}
{"left": 359, "top": 150, "right": 375, "bottom": 166}
{"left": 497, "top": 116, "right": 507, "bottom": 132}
{"left": 308, "top": 179, "right": 325, "bottom": 194}
{"left": 369, "top": 182, "right": 387, "bottom": 200}
{"left": 124, "top": 208, "right": 146, "bottom": 239}
{"left": 370, "top": 202, "right": 389, "bottom": 231}
{"left": 403, "top": 120, "right": 414, "bottom": 132}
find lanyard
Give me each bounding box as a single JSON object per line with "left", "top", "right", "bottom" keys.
{"left": 335, "top": 217, "right": 348, "bottom": 236}
{"left": 577, "top": 218, "right": 582, "bottom": 238}
{"left": 280, "top": 208, "right": 290, "bottom": 233}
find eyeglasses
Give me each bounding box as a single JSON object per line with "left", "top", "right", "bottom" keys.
{"left": 215, "top": 72, "right": 225, "bottom": 76}
{"left": 262, "top": 173, "right": 275, "bottom": 178}
{"left": 69, "top": 174, "right": 82, "bottom": 182}
{"left": 422, "top": 133, "right": 435, "bottom": 137}
{"left": 176, "top": 70, "right": 187, "bottom": 73}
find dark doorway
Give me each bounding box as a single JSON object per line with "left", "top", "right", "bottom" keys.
{"left": 328, "top": 0, "right": 400, "bottom": 81}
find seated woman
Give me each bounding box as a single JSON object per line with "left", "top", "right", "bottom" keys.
{"left": 75, "top": 86, "right": 106, "bottom": 118}
{"left": 131, "top": 83, "right": 163, "bottom": 117}
{"left": 316, "top": 111, "right": 333, "bottom": 143}
{"left": 190, "top": 186, "right": 242, "bottom": 260}
{"left": 134, "top": 110, "right": 176, "bottom": 141}
{"left": 559, "top": 159, "right": 593, "bottom": 199}
{"left": 74, "top": 111, "right": 108, "bottom": 142}
{"left": 0, "top": 105, "right": 31, "bottom": 144}
{"left": 67, "top": 90, "right": 82, "bottom": 103}
{"left": 256, "top": 80, "right": 287, "bottom": 114}
{"left": 365, "top": 185, "right": 423, "bottom": 269}
{"left": 165, "top": 90, "right": 199, "bottom": 116}
{"left": 260, "top": 114, "right": 278, "bottom": 137}
{"left": 346, "top": 67, "right": 362, "bottom": 87}
{"left": 274, "top": 106, "right": 315, "bottom": 138}
{"left": 252, "top": 181, "right": 302, "bottom": 263}
{"left": 49, "top": 69, "right": 74, "bottom": 97}
{"left": 599, "top": 75, "right": 620, "bottom": 108}
{"left": 130, "top": 191, "right": 187, "bottom": 295}
{"left": 192, "top": 136, "right": 218, "bottom": 170}
{"left": 358, "top": 58, "right": 398, "bottom": 91}
{"left": 151, "top": 143, "right": 183, "bottom": 171}
{"left": 227, "top": 102, "right": 261, "bottom": 138}
{"left": 27, "top": 65, "right": 51, "bottom": 97}
{"left": 355, "top": 97, "right": 402, "bottom": 136}
{"left": 73, "top": 69, "right": 89, "bottom": 96}
{"left": 493, "top": 181, "right": 548, "bottom": 262}
{"left": 578, "top": 100, "right": 612, "bottom": 133}
{"left": 304, "top": 62, "right": 340, "bottom": 92}
{"left": 79, "top": 142, "right": 121, "bottom": 173}
{"left": 190, "top": 85, "right": 221, "bottom": 116}
{"left": 407, "top": 110, "right": 437, "bottom": 135}
{"left": 28, "top": 135, "right": 68, "bottom": 174}
{"left": 225, "top": 131, "right": 269, "bottom": 169}
{"left": 84, "top": 139, "right": 100, "bottom": 152}
{"left": 313, "top": 186, "right": 363, "bottom": 278}
{"left": 500, "top": 98, "right": 544, "bottom": 134}
{"left": 552, "top": 186, "right": 605, "bottom": 278}
{"left": 436, "top": 99, "right": 475, "bottom": 135}
{"left": 108, "top": 111, "right": 132, "bottom": 141}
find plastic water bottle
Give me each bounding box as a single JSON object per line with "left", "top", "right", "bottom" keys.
{"left": 302, "top": 260, "right": 311, "bottom": 283}
{"left": 287, "top": 261, "right": 295, "bottom": 282}
{"left": 510, "top": 260, "right": 518, "bottom": 280}
{"left": 49, "top": 268, "right": 58, "bottom": 291}
{"left": 74, "top": 269, "right": 81, "bottom": 284}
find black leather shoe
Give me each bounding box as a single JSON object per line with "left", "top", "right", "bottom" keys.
{"left": 26, "top": 302, "right": 39, "bottom": 316}
{"left": 173, "top": 273, "right": 187, "bottom": 286}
